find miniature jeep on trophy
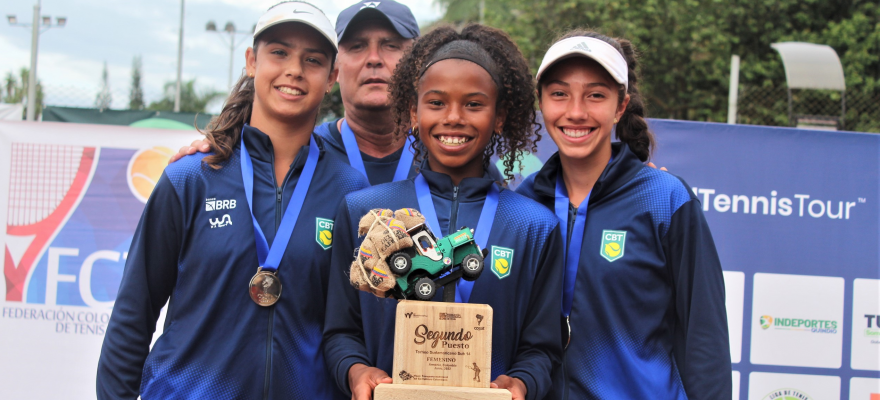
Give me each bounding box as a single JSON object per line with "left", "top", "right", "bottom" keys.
{"left": 386, "top": 223, "right": 486, "bottom": 300}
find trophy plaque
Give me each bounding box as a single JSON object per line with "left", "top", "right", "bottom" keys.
{"left": 373, "top": 301, "right": 511, "bottom": 399}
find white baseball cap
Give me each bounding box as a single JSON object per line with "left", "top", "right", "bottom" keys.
{"left": 536, "top": 36, "right": 628, "bottom": 91}
{"left": 254, "top": 1, "right": 338, "bottom": 50}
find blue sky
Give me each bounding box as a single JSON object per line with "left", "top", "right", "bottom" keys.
{"left": 0, "top": 0, "right": 443, "bottom": 112}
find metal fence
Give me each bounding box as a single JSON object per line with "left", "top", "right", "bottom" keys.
{"left": 42, "top": 85, "right": 166, "bottom": 111}
{"left": 737, "top": 86, "right": 879, "bottom": 133}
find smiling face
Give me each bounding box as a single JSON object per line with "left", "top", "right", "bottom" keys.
{"left": 411, "top": 59, "right": 504, "bottom": 181}
{"left": 539, "top": 57, "right": 629, "bottom": 163}
{"left": 245, "top": 22, "right": 337, "bottom": 125}
{"left": 337, "top": 19, "right": 413, "bottom": 112}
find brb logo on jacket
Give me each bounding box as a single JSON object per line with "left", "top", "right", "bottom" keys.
{"left": 600, "top": 230, "right": 626, "bottom": 262}
{"left": 205, "top": 197, "right": 236, "bottom": 211}
{"left": 491, "top": 246, "right": 514, "bottom": 279}
{"left": 316, "top": 218, "right": 334, "bottom": 250}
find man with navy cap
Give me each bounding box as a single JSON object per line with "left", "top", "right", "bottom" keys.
{"left": 314, "top": 0, "right": 422, "bottom": 186}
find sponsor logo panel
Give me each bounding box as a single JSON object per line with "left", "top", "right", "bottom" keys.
{"left": 747, "top": 372, "right": 840, "bottom": 400}
{"left": 848, "top": 377, "right": 880, "bottom": 400}
{"left": 724, "top": 271, "right": 745, "bottom": 364}
{"left": 750, "top": 273, "right": 844, "bottom": 368}
{"left": 852, "top": 279, "right": 880, "bottom": 371}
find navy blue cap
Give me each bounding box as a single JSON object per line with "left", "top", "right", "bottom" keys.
{"left": 335, "top": 1, "right": 420, "bottom": 43}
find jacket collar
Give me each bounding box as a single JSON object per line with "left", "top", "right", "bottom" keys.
{"left": 532, "top": 142, "right": 644, "bottom": 204}
{"left": 239, "top": 123, "right": 325, "bottom": 167}
{"left": 419, "top": 163, "right": 497, "bottom": 201}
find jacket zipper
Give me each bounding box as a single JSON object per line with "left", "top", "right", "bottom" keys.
{"left": 262, "top": 151, "right": 297, "bottom": 400}
{"left": 563, "top": 203, "right": 577, "bottom": 400}
{"left": 446, "top": 186, "right": 460, "bottom": 236}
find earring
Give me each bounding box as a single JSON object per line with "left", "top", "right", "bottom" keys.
{"left": 248, "top": 72, "right": 254, "bottom": 78}
{"left": 614, "top": 118, "right": 619, "bottom": 124}
{"left": 326, "top": 89, "right": 331, "bottom": 94}
{"left": 412, "top": 126, "right": 419, "bottom": 136}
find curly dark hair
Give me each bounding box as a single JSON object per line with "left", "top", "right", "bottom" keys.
{"left": 389, "top": 24, "right": 539, "bottom": 181}
{"left": 539, "top": 29, "right": 654, "bottom": 161}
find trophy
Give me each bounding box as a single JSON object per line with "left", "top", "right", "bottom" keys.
{"left": 350, "top": 209, "right": 511, "bottom": 399}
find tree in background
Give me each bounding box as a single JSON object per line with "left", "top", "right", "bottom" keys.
{"left": 95, "top": 61, "right": 112, "bottom": 110}
{"left": 435, "top": 0, "right": 879, "bottom": 130}
{"left": 2, "top": 68, "right": 44, "bottom": 117}
{"left": 129, "top": 56, "right": 145, "bottom": 110}
{"left": 147, "top": 79, "right": 222, "bottom": 114}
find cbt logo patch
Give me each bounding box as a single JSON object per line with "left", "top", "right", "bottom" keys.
{"left": 600, "top": 230, "right": 626, "bottom": 262}
{"left": 491, "top": 246, "right": 514, "bottom": 279}
{"left": 316, "top": 218, "right": 334, "bottom": 250}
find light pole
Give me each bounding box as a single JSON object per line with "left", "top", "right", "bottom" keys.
{"left": 7, "top": 0, "right": 66, "bottom": 121}
{"left": 174, "top": 0, "right": 184, "bottom": 112}
{"left": 206, "top": 21, "right": 251, "bottom": 89}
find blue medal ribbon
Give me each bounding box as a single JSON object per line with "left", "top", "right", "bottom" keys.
{"left": 341, "top": 119, "right": 415, "bottom": 182}
{"left": 555, "top": 171, "right": 590, "bottom": 318}
{"left": 240, "top": 127, "right": 319, "bottom": 272}
{"left": 414, "top": 173, "right": 499, "bottom": 303}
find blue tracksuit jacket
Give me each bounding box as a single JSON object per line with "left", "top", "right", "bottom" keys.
{"left": 323, "top": 169, "right": 564, "bottom": 400}
{"left": 96, "top": 125, "right": 369, "bottom": 399}
{"left": 516, "top": 143, "right": 732, "bottom": 400}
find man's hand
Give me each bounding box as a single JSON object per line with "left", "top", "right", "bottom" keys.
{"left": 646, "top": 162, "right": 668, "bottom": 171}
{"left": 491, "top": 374, "right": 527, "bottom": 400}
{"left": 168, "top": 139, "right": 211, "bottom": 164}
{"left": 348, "top": 363, "right": 392, "bottom": 400}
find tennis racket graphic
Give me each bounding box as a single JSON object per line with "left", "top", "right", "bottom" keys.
{"left": 4, "top": 143, "right": 96, "bottom": 301}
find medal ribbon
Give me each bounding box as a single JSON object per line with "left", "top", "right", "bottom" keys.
{"left": 240, "top": 127, "right": 319, "bottom": 272}
{"left": 555, "top": 171, "right": 590, "bottom": 318}
{"left": 414, "top": 173, "right": 499, "bottom": 303}
{"left": 341, "top": 119, "right": 415, "bottom": 182}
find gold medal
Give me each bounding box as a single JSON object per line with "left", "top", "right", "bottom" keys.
{"left": 249, "top": 267, "right": 282, "bottom": 306}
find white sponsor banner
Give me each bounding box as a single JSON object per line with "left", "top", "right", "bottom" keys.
{"left": 852, "top": 278, "right": 880, "bottom": 371}
{"left": 725, "top": 271, "right": 745, "bottom": 364}
{"left": 733, "top": 370, "right": 741, "bottom": 400}
{"left": 750, "top": 273, "right": 844, "bottom": 368}
{"left": 0, "top": 121, "right": 198, "bottom": 399}
{"left": 849, "top": 377, "right": 880, "bottom": 400}
{"left": 748, "top": 372, "right": 840, "bottom": 400}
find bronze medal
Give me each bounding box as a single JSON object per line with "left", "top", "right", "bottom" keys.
{"left": 249, "top": 267, "right": 282, "bottom": 306}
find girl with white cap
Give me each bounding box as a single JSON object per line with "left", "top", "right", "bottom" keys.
{"left": 516, "top": 30, "right": 732, "bottom": 399}
{"left": 97, "top": 2, "right": 368, "bottom": 399}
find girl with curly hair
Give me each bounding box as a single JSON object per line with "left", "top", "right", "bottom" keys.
{"left": 324, "top": 24, "right": 564, "bottom": 400}
{"left": 516, "top": 30, "right": 731, "bottom": 399}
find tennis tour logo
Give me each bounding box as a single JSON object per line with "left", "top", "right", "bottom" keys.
{"left": 690, "top": 187, "right": 862, "bottom": 220}
{"left": 600, "top": 230, "right": 626, "bottom": 262}
{"left": 759, "top": 314, "right": 838, "bottom": 334}
{"left": 316, "top": 218, "right": 334, "bottom": 250}
{"left": 491, "top": 246, "right": 514, "bottom": 279}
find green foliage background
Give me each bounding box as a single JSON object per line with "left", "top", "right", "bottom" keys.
{"left": 435, "top": 0, "right": 879, "bottom": 130}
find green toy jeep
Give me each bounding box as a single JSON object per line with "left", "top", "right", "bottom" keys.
{"left": 387, "top": 224, "right": 486, "bottom": 300}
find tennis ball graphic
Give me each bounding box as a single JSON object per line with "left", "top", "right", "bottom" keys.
{"left": 604, "top": 242, "right": 621, "bottom": 257}
{"left": 127, "top": 147, "right": 175, "bottom": 203}
{"left": 319, "top": 230, "right": 332, "bottom": 246}
{"left": 494, "top": 258, "right": 509, "bottom": 273}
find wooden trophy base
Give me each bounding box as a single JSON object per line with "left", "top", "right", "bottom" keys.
{"left": 374, "top": 383, "right": 511, "bottom": 400}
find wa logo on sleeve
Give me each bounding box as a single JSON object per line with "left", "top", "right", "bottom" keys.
{"left": 600, "top": 230, "right": 626, "bottom": 262}
{"left": 316, "top": 218, "right": 334, "bottom": 250}
{"left": 491, "top": 246, "right": 514, "bottom": 279}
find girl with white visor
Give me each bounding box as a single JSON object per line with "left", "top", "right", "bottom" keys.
{"left": 516, "top": 30, "right": 732, "bottom": 399}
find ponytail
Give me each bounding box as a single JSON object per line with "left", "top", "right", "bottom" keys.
{"left": 200, "top": 74, "right": 255, "bottom": 169}
{"left": 549, "top": 30, "right": 655, "bottom": 161}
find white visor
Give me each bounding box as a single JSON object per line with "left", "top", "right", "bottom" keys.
{"left": 536, "top": 36, "right": 628, "bottom": 91}
{"left": 254, "top": 1, "right": 337, "bottom": 50}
